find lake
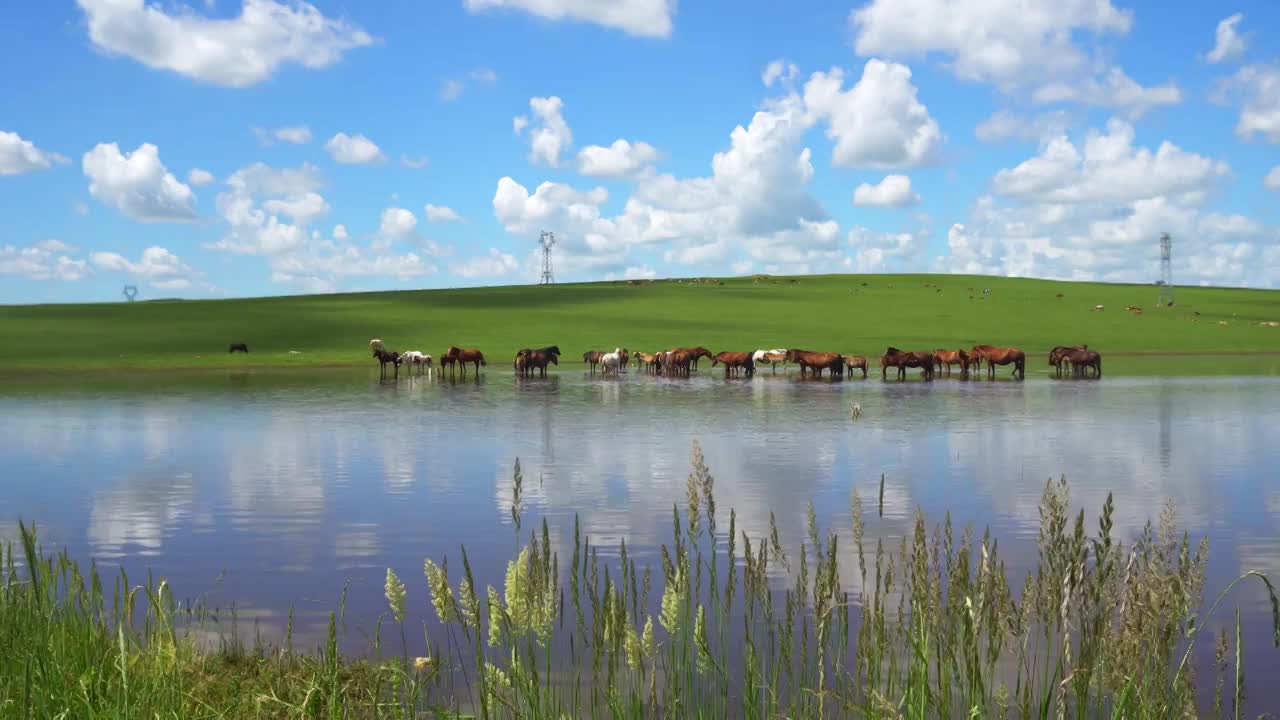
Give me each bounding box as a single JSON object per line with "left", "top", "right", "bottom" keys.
{"left": 3, "top": 369, "right": 1278, "bottom": 680}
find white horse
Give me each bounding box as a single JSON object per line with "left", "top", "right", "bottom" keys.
{"left": 752, "top": 348, "right": 788, "bottom": 372}
{"left": 600, "top": 348, "right": 625, "bottom": 376}
{"left": 401, "top": 351, "right": 433, "bottom": 375}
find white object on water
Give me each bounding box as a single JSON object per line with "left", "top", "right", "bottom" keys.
{"left": 850, "top": 402, "right": 862, "bottom": 419}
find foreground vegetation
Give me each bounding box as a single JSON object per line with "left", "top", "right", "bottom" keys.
{"left": 2, "top": 273, "right": 1278, "bottom": 375}
{"left": 4, "top": 447, "right": 1280, "bottom": 717}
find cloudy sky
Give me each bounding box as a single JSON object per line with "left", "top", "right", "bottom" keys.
{"left": 2, "top": 0, "right": 1279, "bottom": 303}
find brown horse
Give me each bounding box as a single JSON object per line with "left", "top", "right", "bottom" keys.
{"left": 843, "top": 355, "right": 868, "bottom": 378}
{"left": 881, "top": 347, "right": 934, "bottom": 381}
{"left": 634, "top": 351, "right": 662, "bottom": 374}
{"left": 444, "top": 346, "right": 486, "bottom": 378}
{"left": 1048, "top": 345, "right": 1088, "bottom": 377}
{"left": 515, "top": 349, "right": 559, "bottom": 377}
{"left": 671, "top": 347, "right": 713, "bottom": 371}
{"left": 711, "top": 351, "right": 755, "bottom": 378}
{"left": 1064, "top": 348, "right": 1102, "bottom": 378}
{"left": 971, "top": 345, "right": 1025, "bottom": 380}
{"left": 373, "top": 349, "right": 402, "bottom": 380}
{"left": 583, "top": 351, "right": 604, "bottom": 373}
{"left": 786, "top": 350, "right": 844, "bottom": 378}
{"left": 662, "top": 350, "right": 695, "bottom": 377}
{"left": 933, "top": 349, "right": 970, "bottom": 376}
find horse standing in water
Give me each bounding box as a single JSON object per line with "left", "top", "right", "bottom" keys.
{"left": 971, "top": 345, "right": 1025, "bottom": 380}
{"left": 880, "top": 347, "right": 934, "bottom": 381}
{"left": 785, "top": 350, "right": 845, "bottom": 378}
{"left": 671, "top": 347, "right": 713, "bottom": 371}
{"left": 516, "top": 349, "right": 558, "bottom": 377}
{"left": 373, "top": 349, "right": 402, "bottom": 380}
{"left": 599, "top": 348, "right": 626, "bottom": 376}
{"left": 1064, "top": 348, "right": 1102, "bottom": 378}
{"left": 583, "top": 351, "right": 604, "bottom": 373}
{"left": 843, "top": 355, "right": 868, "bottom": 378}
{"left": 933, "top": 349, "right": 970, "bottom": 376}
{"left": 443, "top": 346, "right": 486, "bottom": 379}
{"left": 1049, "top": 345, "right": 1088, "bottom": 377}
{"left": 663, "top": 350, "right": 694, "bottom": 377}
{"left": 711, "top": 351, "right": 755, "bottom": 377}
{"left": 753, "top": 349, "right": 788, "bottom": 372}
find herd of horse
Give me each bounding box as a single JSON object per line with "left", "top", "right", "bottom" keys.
{"left": 368, "top": 339, "right": 1102, "bottom": 381}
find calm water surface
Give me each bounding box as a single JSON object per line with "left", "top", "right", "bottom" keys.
{"left": 3, "top": 370, "right": 1278, "bottom": 676}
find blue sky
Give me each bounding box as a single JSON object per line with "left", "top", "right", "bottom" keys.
{"left": 2, "top": 0, "right": 1278, "bottom": 303}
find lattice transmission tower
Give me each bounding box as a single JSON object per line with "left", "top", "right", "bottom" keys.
{"left": 1157, "top": 233, "right": 1174, "bottom": 306}
{"left": 539, "top": 231, "right": 556, "bottom": 285}
{"left": 121, "top": 285, "right": 138, "bottom": 302}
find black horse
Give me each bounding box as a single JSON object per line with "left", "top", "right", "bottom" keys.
{"left": 228, "top": 343, "right": 249, "bottom": 353}
{"left": 374, "top": 349, "right": 402, "bottom": 380}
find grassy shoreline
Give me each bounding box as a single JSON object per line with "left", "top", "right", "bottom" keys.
{"left": 4, "top": 449, "right": 1279, "bottom": 718}
{"left": 3, "top": 273, "right": 1278, "bottom": 375}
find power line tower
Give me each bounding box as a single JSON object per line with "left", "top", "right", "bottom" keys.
{"left": 1157, "top": 233, "right": 1174, "bottom": 306}
{"left": 538, "top": 231, "right": 556, "bottom": 285}
{"left": 121, "top": 285, "right": 138, "bottom": 302}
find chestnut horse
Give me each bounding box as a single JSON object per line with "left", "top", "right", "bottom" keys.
{"left": 633, "top": 351, "right": 662, "bottom": 374}
{"left": 443, "top": 345, "right": 486, "bottom": 379}
{"left": 1048, "top": 345, "right": 1087, "bottom": 377}
{"left": 880, "top": 347, "right": 934, "bottom": 381}
{"left": 663, "top": 350, "right": 694, "bottom": 377}
{"left": 583, "top": 351, "right": 604, "bottom": 373}
{"left": 1064, "top": 348, "right": 1102, "bottom": 378}
{"left": 843, "top": 355, "right": 868, "bottom": 378}
{"left": 971, "top": 345, "right": 1025, "bottom": 380}
{"left": 711, "top": 351, "right": 756, "bottom": 378}
{"left": 933, "top": 349, "right": 970, "bottom": 377}
{"left": 785, "top": 350, "right": 844, "bottom": 378}
{"left": 671, "top": 347, "right": 713, "bottom": 371}
{"left": 515, "top": 349, "right": 559, "bottom": 377}
{"left": 753, "top": 349, "right": 788, "bottom": 372}
{"left": 373, "top": 349, "right": 402, "bottom": 380}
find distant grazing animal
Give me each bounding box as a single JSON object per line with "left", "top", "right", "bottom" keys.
{"left": 971, "top": 345, "right": 1025, "bottom": 380}
{"left": 373, "top": 349, "right": 402, "bottom": 380}
{"left": 369, "top": 339, "right": 385, "bottom": 356}
{"left": 711, "top": 351, "right": 755, "bottom": 378}
{"left": 843, "top": 355, "right": 868, "bottom": 378}
{"left": 933, "top": 349, "right": 969, "bottom": 376}
{"left": 1048, "top": 345, "right": 1087, "bottom": 377}
{"left": 671, "top": 347, "right": 713, "bottom": 371}
{"left": 443, "top": 346, "right": 486, "bottom": 379}
{"left": 785, "top": 350, "right": 844, "bottom": 378}
{"left": 1064, "top": 348, "right": 1102, "bottom": 378}
{"left": 752, "top": 349, "right": 788, "bottom": 372}
{"left": 402, "top": 351, "right": 433, "bottom": 375}
{"left": 516, "top": 349, "right": 558, "bottom": 377}
{"left": 583, "top": 351, "right": 604, "bottom": 373}
{"left": 880, "top": 347, "right": 934, "bottom": 381}
{"left": 228, "top": 343, "right": 248, "bottom": 353}
{"left": 600, "top": 348, "right": 626, "bottom": 376}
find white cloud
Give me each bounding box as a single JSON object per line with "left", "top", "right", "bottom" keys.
{"left": 1207, "top": 13, "right": 1247, "bottom": 64}
{"left": 424, "top": 204, "right": 463, "bottom": 223}
{"left": 82, "top": 142, "right": 197, "bottom": 222}
{"left": 848, "top": 226, "right": 926, "bottom": 272}
{"left": 379, "top": 207, "right": 418, "bottom": 239}
{"left": 852, "top": 174, "right": 920, "bottom": 207}
{"left": 576, "top": 139, "right": 659, "bottom": 177}
{"left": 76, "top": 0, "right": 374, "bottom": 87}
{"left": 520, "top": 96, "right": 573, "bottom": 167}
{"left": 1265, "top": 166, "right": 1280, "bottom": 191}
{"left": 0, "top": 130, "right": 67, "bottom": 175}
{"left": 207, "top": 162, "right": 323, "bottom": 255}
{"left": 268, "top": 125, "right": 312, "bottom": 144}
{"left": 622, "top": 265, "right": 657, "bottom": 280}
{"left": 463, "top": 0, "right": 673, "bottom": 38}
{"left": 513, "top": 115, "right": 529, "bottom": 135}
{"left": 802, "top": 59, "right": 942, "bottom": 168}
{"left": 333, "top": 224, "right": 349, "bottom": 241}
{"left": 401, "top": 154, "right": 429, "bottom": 169}
{"left": 851, "top": 0, "right": 1130, "bottom": 90}
{"left": 1216, "top": 64, "right": 1280, "bottom": 143}
{"left": 324, "top": 132, "right": 386, "bottom": 164}
{"left": 974, "top": 109, "right": 1076, "bottom": 143}
{"left": 270, "top": 247, "right": 434, "bottom": 289}
{"left": 1032, "top": 68, "right": 1181, "bottom": 119}
{"left": 0, "top": 240, "right": 89, "bottom": 281}
{"left": 471, "top": 67, "right": 498, "bottom": 83}
{"left": 187, "top": 168, "right": 216, "bottom": 186}
{"left": 441, "top": 79, "right": 465, "bottom": 101}
{"left": 450, "top": 248, "right": 518, "bottom": 278}
{"left": 761, "top": 59, "right": 799, "bottom": 87}
{"left": 91, "top": 246, "right": 197, "bottom": 289}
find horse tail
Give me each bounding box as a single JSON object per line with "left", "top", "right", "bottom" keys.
{"left": 479, "top": 352, "right": 487, "bottom": 366}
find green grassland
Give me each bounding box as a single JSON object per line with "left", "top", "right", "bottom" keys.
{"left": 2, "top": 273, "right": 1277, "bottom": 376}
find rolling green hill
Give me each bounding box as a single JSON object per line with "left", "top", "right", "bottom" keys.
{"left": 3, "top": 274, "right": 1278, "bottom": 376}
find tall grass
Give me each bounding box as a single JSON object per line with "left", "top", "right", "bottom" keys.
{"left": 3, "top": 444, "right": 1278, "bottom": 717}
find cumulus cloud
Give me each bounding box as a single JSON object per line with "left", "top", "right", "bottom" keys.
{"left": 333, "top": 224, "right": 349, "bottom": 241}
{"left": 82, "top": 142, "right": 197, "bottom": 222}
{"left": 852, "top": 175, "right": 920, "bottom": 207}
{"left": 0, "top": 240, "right": 90, "bottom": 281}
{"left": 207, "top": 162, "right": 325, "bottom": 255}
{"left": 463, "top": 0, "right": 673, "bottom": 38}
{"left": 378, "top": 207, "right": 418, "bottom": 239}
{"left": 761, "top": 60, "right": 799, "bottom": 87}
{"left": 576, "top": 139, "right": 658, "bottom": 177}
{"left": 424, "top": 204, "right": 463, "bottom": 223}
{"left": 518, "top": 96, "right": 573, "bottom": 167}
{"left": 76, "top": 0, "right": 374, "bottom": 87}
{"left": 0, "top": 131, "right": 67, "bottom": 175}
{"left": 1215, "top": 64, "right": 1280, "bottom": 143}
{"left": 802, "top": 60, "right": 942, "bottom": 168}
{"left": 187, "top": 168, "right": 215, "bottom": 186}
{"left": 324, "top": 132, "right": 386, "bottom": 164}
{"left": 450, "top": 248, "right": 518, "bottom": 278}
{"left": 974, "top": 109, "right": 1076, "bottom": 143}
{"left": 848, "top": 226, "right": 926, "bottom": 272}
{"left": 1265, "top": 166, "right": 1280, "bottom": 191}
{"left": 1207, "top": 13, "right": 1247, "bottom": 64}
{"left": 851, "top": 0, "right": 1178, "bottom": 118}
{"left": 270, "top": 246, "right": 435, "bottom": 290}
{"left": 91, "top": 246, "right": 198, "bottom": 289}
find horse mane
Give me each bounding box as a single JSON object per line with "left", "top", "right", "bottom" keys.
{"left": 885, "top": 347, "right": 902, "bottom": 354}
